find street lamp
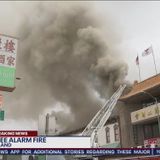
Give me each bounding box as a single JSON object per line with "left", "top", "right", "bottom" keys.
{"left": 142, "top": 91, "right": 160, "bottom": 135}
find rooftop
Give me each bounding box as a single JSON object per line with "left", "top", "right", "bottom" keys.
{"left": 119, "top": 74, "right": 160, "bottom": 103}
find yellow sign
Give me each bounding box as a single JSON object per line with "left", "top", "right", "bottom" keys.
{"left": 131, "top": 103, "right": 160, "bottom": 124}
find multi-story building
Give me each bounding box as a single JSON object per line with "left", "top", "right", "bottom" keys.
{"left": 119, "top": 74, "right": 160, "bottom": 148}
{"left": 97, "top": 74, "right": 160, "bottom": 160}
{"left": 98, "top": 74, "right": 160, "bottom": 149}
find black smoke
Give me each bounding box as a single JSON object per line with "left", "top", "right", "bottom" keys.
{"left": 6, "top": 2, "right": 128, "bottom": 132}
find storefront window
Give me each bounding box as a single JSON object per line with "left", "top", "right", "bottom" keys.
{"left": 143, "top": 122, "right": 159, "bottom": 139}
{"left": 152, "top": 123, "right": 159, "bottom": 137}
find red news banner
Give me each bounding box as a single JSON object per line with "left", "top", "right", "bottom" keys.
{"left": 0, "top": 131, "right": 38, "bottom": 137}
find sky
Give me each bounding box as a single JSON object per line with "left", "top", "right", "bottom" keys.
{"left": 94, "top": 1, "right": 160, "bottom": 81}
{"left": 0, "top": 1, "right": 160, "bottom": 130}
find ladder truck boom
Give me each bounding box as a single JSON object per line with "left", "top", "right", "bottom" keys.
{"left": 95, "top": 84, "right": 126, "bottom": 130}
{"left": 75, "top": 84, "right": 126, "bottom": 159}
{"left": 81, "top": 84, "right": 126, "bottom": 137}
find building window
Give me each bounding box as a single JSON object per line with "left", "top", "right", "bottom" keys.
{"left": 106, "top": 127, "right": 110, "bottom": 143}
{"left": 114, "top": 124, "right": 120, "bottom": 141}
{"left": 143, "top": 122, "right": 159, "bottom": 139}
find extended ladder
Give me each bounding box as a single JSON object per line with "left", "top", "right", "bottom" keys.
{"left": 81, "top": 84, "right": 126, "bottom": 136}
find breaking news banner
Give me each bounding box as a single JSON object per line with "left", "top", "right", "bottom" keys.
{"left": 0, "top": 131, "right": 38, "bottom": 137}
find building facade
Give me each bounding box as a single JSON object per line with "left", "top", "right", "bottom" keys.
{"left": 98, "top": 74, "right": 160, "bottom": 160}
{"left": 97, "top": 117, "right": 121, "bottom": 148}
{"left": 119, "top": 74, "right": 160, "bottom": 148}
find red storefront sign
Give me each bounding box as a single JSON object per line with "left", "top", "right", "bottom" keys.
{"left": 144, "top": 138, "right": 160, "bottom": 146}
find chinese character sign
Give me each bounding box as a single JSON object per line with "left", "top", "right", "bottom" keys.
{"left": 0, "top": 34, "right": 18, "bottom": 90}
{"left": 0, "top": 35, "right": 17, "bottom": 68}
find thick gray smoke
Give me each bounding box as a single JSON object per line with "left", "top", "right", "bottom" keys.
{"left": 6, "top": 2, "right": 128, "bottom": 131}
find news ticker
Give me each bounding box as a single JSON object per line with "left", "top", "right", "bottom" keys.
{"left": 0, "top": 149, "right": 159, "bottom": 155}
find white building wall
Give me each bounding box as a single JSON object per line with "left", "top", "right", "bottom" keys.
{"left": 97, "top": 122, "right": 120, "bottom": 147}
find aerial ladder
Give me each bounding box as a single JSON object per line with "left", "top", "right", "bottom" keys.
{"left": 81, "top": 84, "right": 126, "bottom": 147}
{"left": 74, "top": 84, "right": 126, "bottom": 160}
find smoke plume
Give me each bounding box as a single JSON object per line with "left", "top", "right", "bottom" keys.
{"left": 5, "top": 2, "right": 128, "bottom": 132}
